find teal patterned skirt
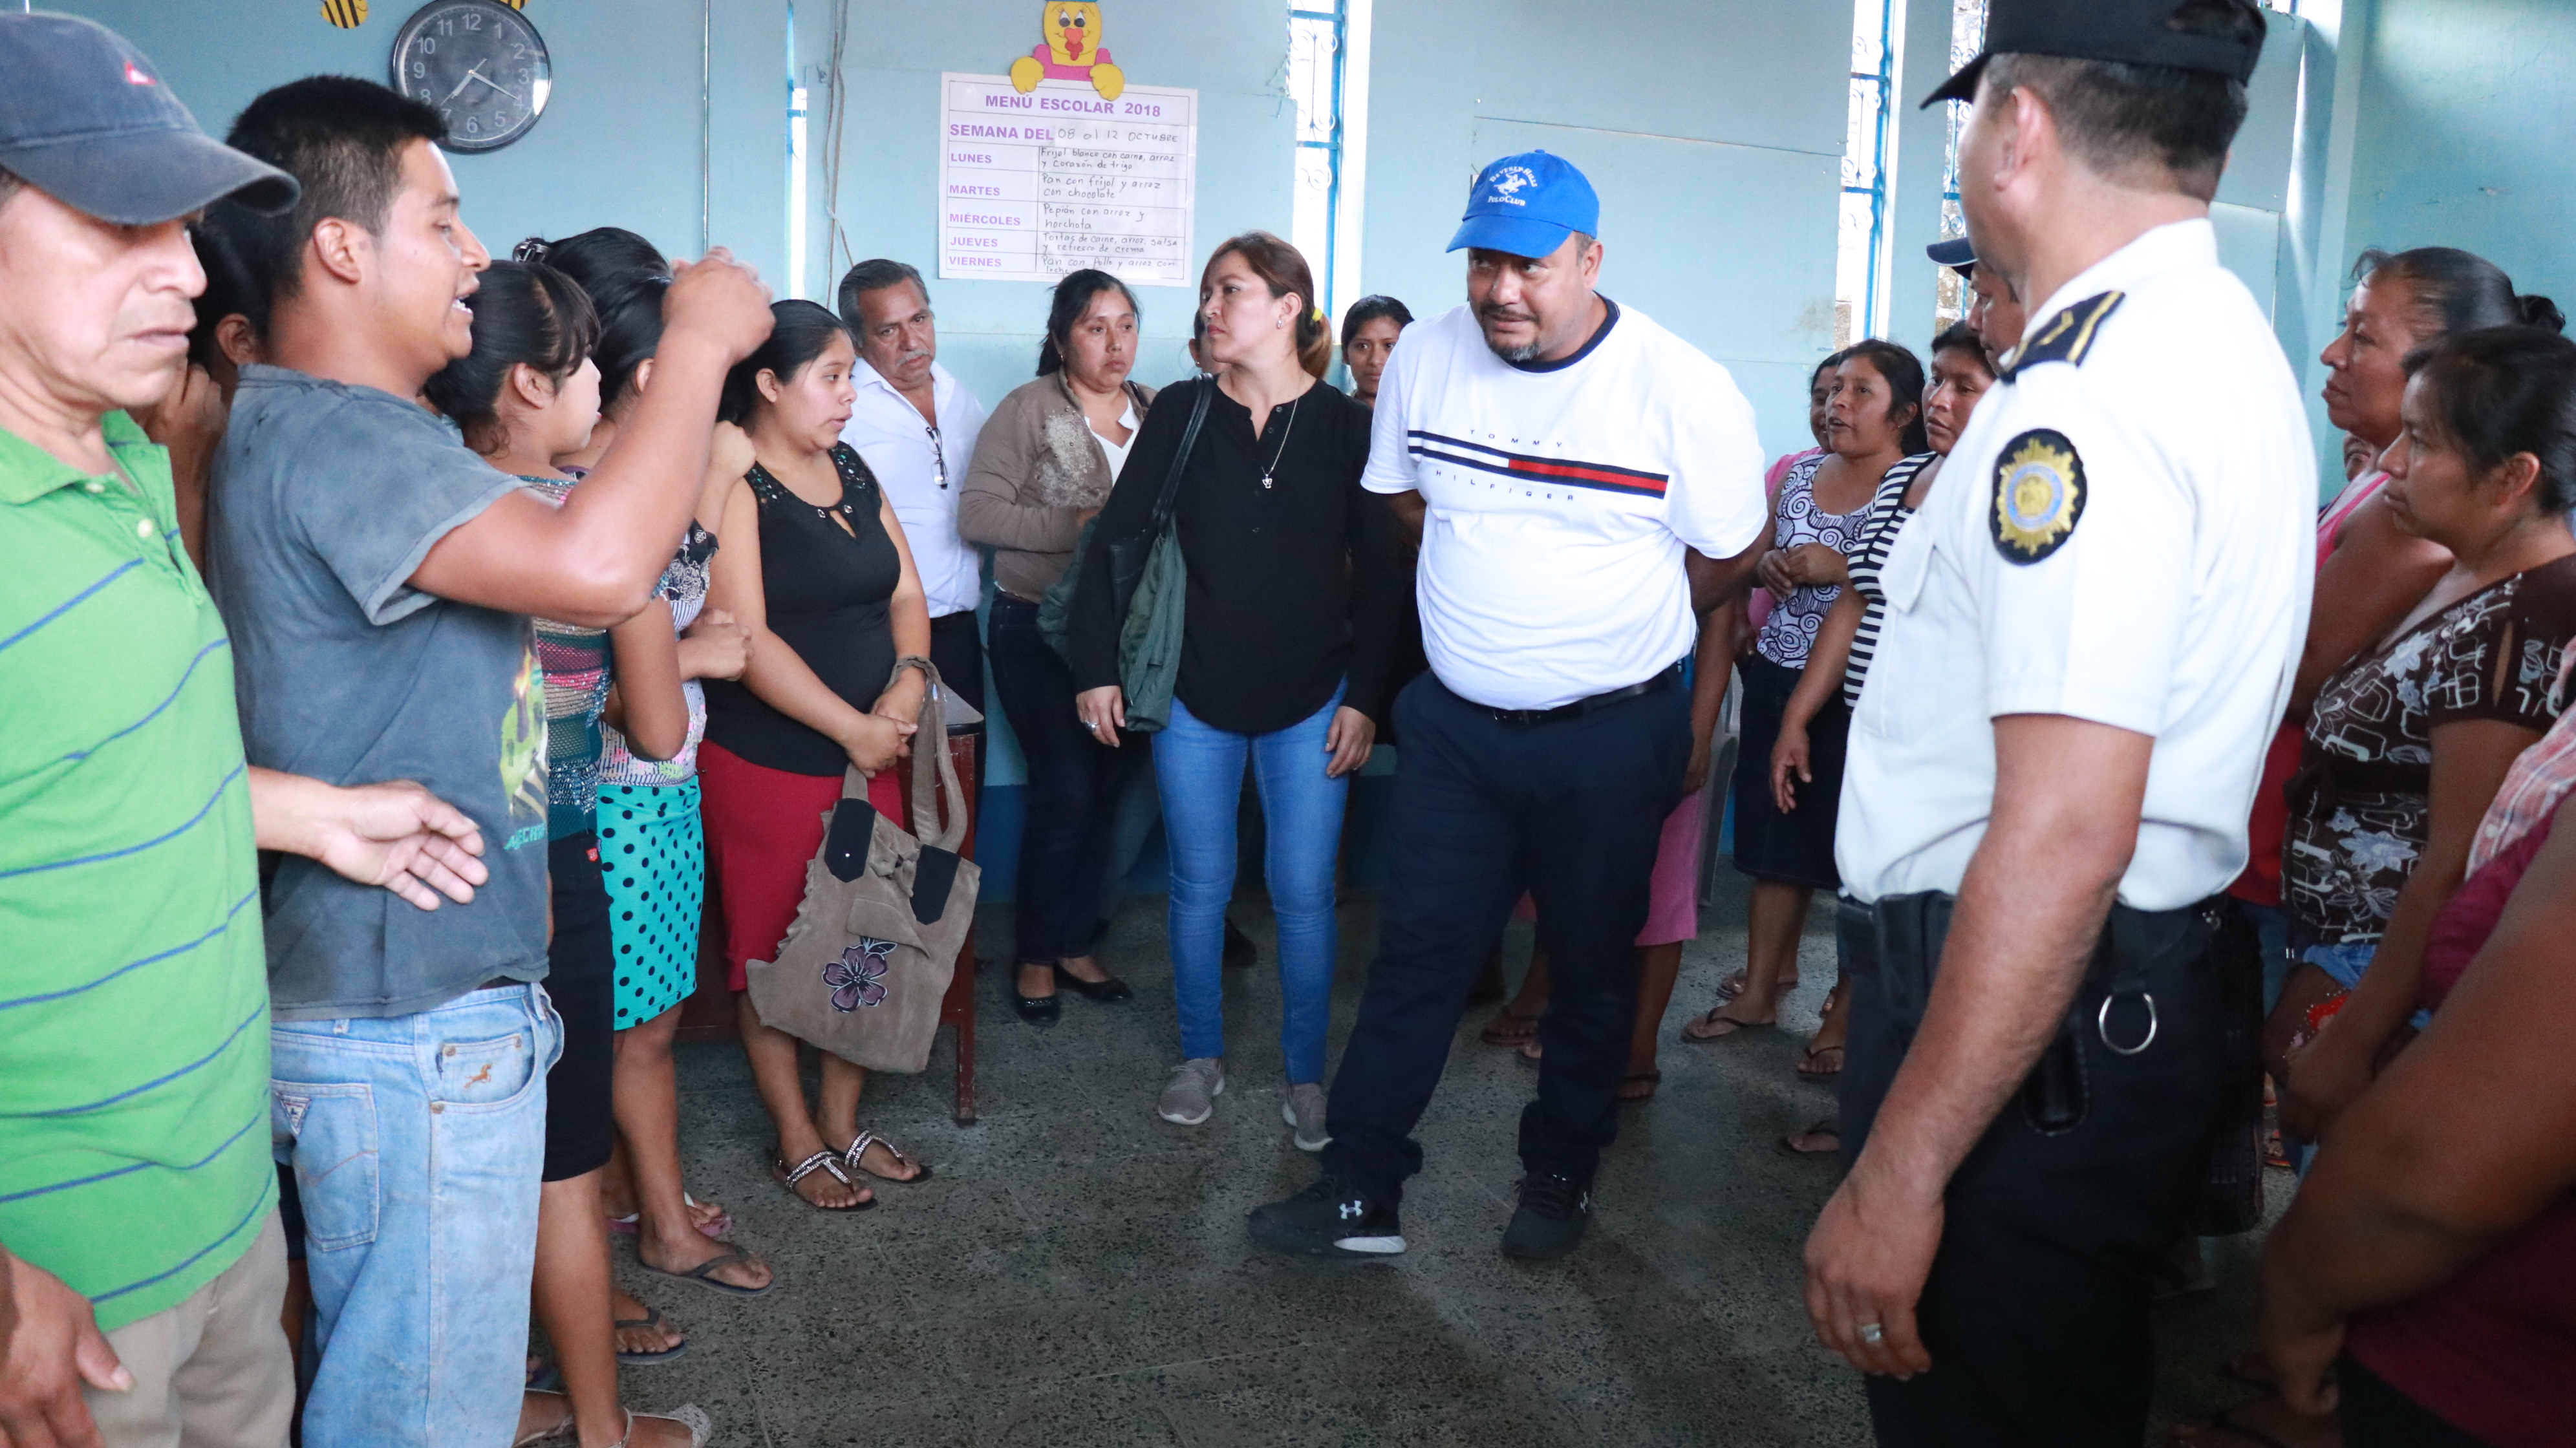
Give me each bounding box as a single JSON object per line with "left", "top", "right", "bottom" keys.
{"left": 596, "top": 778, "right": 703, "bottom": 1028}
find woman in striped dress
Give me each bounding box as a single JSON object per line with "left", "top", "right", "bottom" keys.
{"left": 1765, "top": 323, "right": 1993, "bottom": 1120}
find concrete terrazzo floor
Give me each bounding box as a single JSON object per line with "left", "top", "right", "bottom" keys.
{"left": 613, "top": 882, "right": 2287, "bottom": 1447}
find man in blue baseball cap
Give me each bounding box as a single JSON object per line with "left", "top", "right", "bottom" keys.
{"left": 1250, "top": 149, "right": 1768, "bottom": 1263}
{"left": 0, "top": 14, "right": 500, "bottom": 1448}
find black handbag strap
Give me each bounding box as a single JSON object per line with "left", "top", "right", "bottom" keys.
{"left": 1149, "top": 378, "right": 1216, "bottom": 533}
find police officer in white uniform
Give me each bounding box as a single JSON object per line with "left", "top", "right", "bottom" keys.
{"left": 1800, "top": 3, "right": 2312, "bottom": 1443}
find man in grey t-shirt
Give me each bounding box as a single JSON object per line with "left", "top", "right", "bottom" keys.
{"left": 214, "top": 78, "right": 769, "bottom": 1448}
{"left": 216, "top": 366, "right": 555, "bottom": 1017}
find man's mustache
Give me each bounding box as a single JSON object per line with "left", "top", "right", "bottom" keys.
{"left": 1476, "top": 303, "right": 1538, "bottom": 326}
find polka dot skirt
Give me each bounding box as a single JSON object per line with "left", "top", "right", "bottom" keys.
{"left": 596, "top": 779, "right": 704, "bottom": 1029}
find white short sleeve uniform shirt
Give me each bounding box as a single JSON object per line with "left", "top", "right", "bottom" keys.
{"left": 1836, "top": 219, "right": 2314, "bottom": 910}
{"left": 1362, "top": 300, "right": 1768, "bottom": 711}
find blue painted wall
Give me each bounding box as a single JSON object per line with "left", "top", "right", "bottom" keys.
{"left": 2345, "top": 0, "right": 2576, "bottom": 315}
{"left": 1355, "top": 0, "right": 1849, "bottom": 459}
{"left": 69, "top": 0, "right": 793, "bottom": 283}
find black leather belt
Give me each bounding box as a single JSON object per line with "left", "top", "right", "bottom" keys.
{"left": 1480, "top": 664, "right": 1681, "bottom": 727}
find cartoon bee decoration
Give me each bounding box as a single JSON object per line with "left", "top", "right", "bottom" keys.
{"left": 1009, "top": 2, "right": 1124, "bottom": 101}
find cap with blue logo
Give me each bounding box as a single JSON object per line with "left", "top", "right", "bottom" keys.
{"left": 0, "top": 12, "right": 296, "bottom": 226}
{"left": 1446, "top": 151, "right": 1600, "bottom": 259}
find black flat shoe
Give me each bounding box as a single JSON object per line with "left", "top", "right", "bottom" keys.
{"left": 1013, "top": 990, "right": 1060, "bottom": 1027}
{"left": 1054, "top": 965, "right": 1133, "bottom": 1003}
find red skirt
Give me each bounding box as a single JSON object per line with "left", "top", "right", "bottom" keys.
{"left": 698, "top": 741, "right": 905, "bottom": 992}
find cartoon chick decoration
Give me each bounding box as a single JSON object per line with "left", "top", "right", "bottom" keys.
{"left": 1009, "top": 2, "right": 1124, "bottom": 101}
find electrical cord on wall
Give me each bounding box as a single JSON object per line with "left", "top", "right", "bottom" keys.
{"left": 822, "top": 0, "right": 854, "bottom": 282}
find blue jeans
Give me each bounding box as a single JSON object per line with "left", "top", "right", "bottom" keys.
{"left": 1152, "top": 687, "right": 1349, "bottom": 1083}
{"left": 272, "top": 983, "right": 560, "bottom": 1448}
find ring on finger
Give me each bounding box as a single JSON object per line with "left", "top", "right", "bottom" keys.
{"left": 1858, "top": 1323, "right": 1885, "bottom": 1347}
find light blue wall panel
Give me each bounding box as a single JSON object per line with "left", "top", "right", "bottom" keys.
{"left": 1357, "top": 0, "right": 1849, "bottom": 458}
{"left": 65, "top": 0, "right": 790, "bottom": 282}
{"left": 2346, "top": 0, "right": 2576, "bottom": 307}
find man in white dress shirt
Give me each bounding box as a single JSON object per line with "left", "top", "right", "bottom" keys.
{"left": 1799, "top": 3, "right": 2308, "bottom": 1443}
{"left": 837, "top": 259, "right": 988, "bottom": 714}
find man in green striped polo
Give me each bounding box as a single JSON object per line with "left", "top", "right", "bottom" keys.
{"left": 0, "top": 16, "right": 491, "bottom": 1447}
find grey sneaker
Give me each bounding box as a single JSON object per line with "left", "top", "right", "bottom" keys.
{"left": 1157, "top": 1058, "right": 1225, "bottom": 1125}
{"left": 1283, "top": 1083, "right": 1330, "bottom": 1152}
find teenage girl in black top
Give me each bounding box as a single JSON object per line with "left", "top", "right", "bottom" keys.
{"left": 702, "top": 300, "right": 934, "bottom": 1209}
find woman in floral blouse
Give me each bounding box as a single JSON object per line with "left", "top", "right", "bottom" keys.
{"left": 2281, "top": 326, "right": 2576, "bottom": 1144}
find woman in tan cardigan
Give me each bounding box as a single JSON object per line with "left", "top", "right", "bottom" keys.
{"left": 960, "top": 270, "right": 1157, "bottom": 1025}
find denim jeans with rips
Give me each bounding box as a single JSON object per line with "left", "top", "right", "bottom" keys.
{"left": 271, "top": 982, "right": 559, "bottom": 1448}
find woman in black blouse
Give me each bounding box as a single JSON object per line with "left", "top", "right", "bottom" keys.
{"left": 1073, "top": 233, "right": 1407, "bottom": 1147}
{"left": 702, "top": 301, "right": 934, "bottom": 1210}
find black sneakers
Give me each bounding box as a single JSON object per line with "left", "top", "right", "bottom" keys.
{"left": 1500, "top": 1173, "right": 1593, "bottom": 1261}
{"left": 1247, "top": 1175, "right": 1406, "bottom": 1257}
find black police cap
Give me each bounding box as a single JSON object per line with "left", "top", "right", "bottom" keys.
{"left": 1923, "top": 0, "right": 2266, "bottom": 108}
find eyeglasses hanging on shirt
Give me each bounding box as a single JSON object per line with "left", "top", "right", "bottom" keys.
{"left": 925, "top": 424, "right": 949, "bottom": 489}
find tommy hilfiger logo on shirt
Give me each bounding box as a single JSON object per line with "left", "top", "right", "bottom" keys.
{"left": 1406, "top": 431, "right": 1670, "bottom": 499}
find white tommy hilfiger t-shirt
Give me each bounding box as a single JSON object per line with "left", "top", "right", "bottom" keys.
{"left": 1363, "top": 300, "right": 1768, "bottom": 712}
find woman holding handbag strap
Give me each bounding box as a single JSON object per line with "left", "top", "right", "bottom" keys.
{"left": 700, "top": 301, "right": 936, "bottom": 1211}
{"left": 1071, "top": 233, "right": 1408, "bottom": 1149}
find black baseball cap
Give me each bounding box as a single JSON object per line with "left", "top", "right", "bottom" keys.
{"left": 1927, "top": 237, "right": 1977, "bottom": 277}
{"left": 0, "top": 12, "right": 296, "bottom": 226}
{"left": 1923, "top": 0, "right": 2266, "bottom": 107}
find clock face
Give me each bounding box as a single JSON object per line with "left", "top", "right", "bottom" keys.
{"left": 389, "top": 1, "right": 552, "bottom": 154}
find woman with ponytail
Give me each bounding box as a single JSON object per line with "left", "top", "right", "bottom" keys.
{"left": 1069, "top": 232, "right": 1408, "bottom": 1146}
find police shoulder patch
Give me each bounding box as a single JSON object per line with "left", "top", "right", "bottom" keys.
{"left": 1990, "top": 429, "right": 2086, "bottom": 564}
{"left": 2003, "top": 291, "right": 2125, "bottom": 378}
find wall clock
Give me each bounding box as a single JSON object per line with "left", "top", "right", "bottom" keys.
{"left": 389, "top": 0, "right": 552, "bottom": 153}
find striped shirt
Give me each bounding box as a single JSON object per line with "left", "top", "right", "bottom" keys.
{"left": 0, "top": 415, "right": 274, "bottom": 1332}
{"left": 1841, "top": 452, "right": 1940, "bottom": 708}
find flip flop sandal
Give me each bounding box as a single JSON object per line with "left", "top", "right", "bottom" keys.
{"left": 636, "top": 1245, "right": 776, "bottom": 1299}
{"left": 613, "top": 1303, "right": 691, "bottom": 1365}
{"left": 610, "top": 1405, "right": 712, "bottom": 1448}
{"left": 773, "top": 1150, "right": 875, "bottom": 1212}
{"left": 1777, "top": 1118, "right": 1843, "bottom": 1156}
{"left": 1682, "top": 1008, "right": 1775, "bottom": 1042}
{"left": 606, "top": 1195, "right": 734, "bottom": 1240}
{"left": 513, "top": 1390, "right": 575, "bottom": 1446}
{"left": 1478, "top": 1006, "right": 1541, "bottom": 1046}
{"left": 1717, "top": 970, "right": 1797, "bottom": 1001}
{"left": 1796, "top": 1043, "right": 1846, "bottom": 1080}
{"left": 1616, "top": 1069, "right": 1661, "bottom": 1102}
{"left": 843, "top": 1130, "right": 934, "bottom": 1185}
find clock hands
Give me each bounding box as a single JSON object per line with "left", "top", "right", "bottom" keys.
{"left": 438, "top": 63, "right": 524, "bottom": 107}
{"left": 466, "top": 67, "right": 524, "bottom": 104}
